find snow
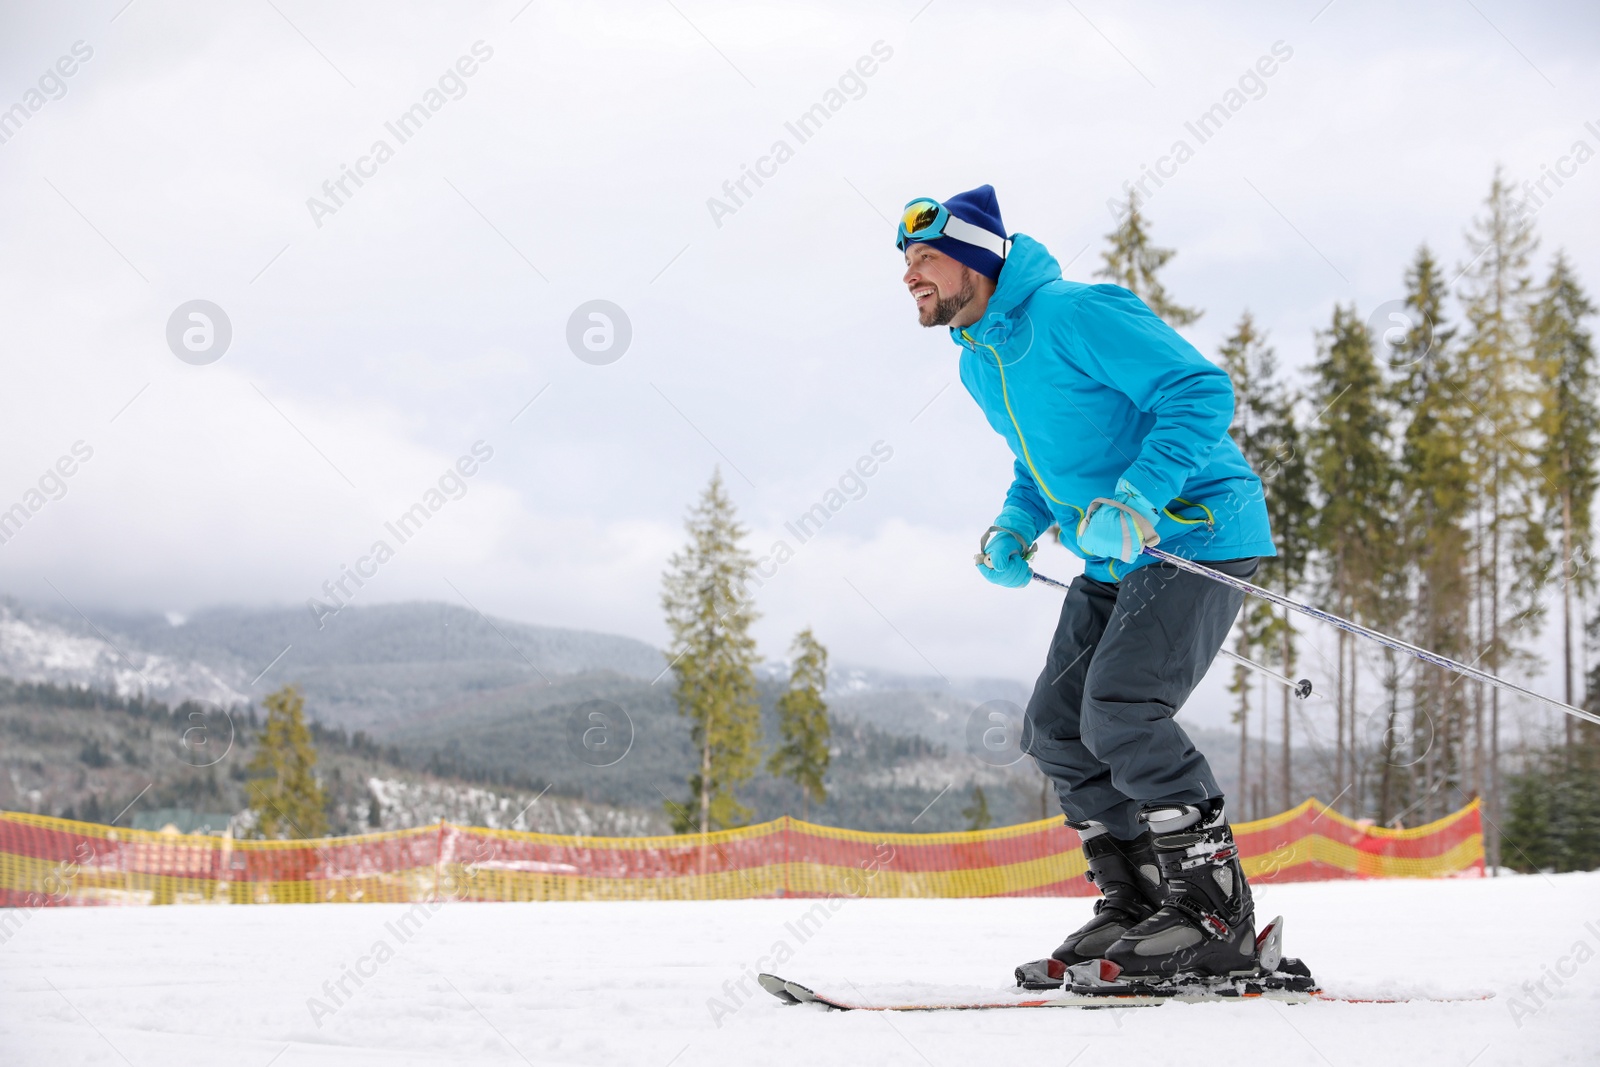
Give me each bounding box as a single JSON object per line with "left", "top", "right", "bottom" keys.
{"left": 2, "top": 871, "right": 1596, "bottom": 1065}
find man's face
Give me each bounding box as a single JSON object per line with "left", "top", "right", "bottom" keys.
{"left": 902, "top": 243, "right": 979, "bottom": 328}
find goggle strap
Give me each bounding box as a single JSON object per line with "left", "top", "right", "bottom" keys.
{"left": 938, "top": 214, "right": 1011, "bottom": 260}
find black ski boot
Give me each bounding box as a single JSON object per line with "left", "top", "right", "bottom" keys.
{"left": 1015, "top": 825, "right": 1164, "bottom": 989}
{"left": 1100, "top": 800, "right": 1258, "bottom": 985}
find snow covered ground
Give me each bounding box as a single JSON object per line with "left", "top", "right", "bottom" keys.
{"left": 2, "top": 871, "right": 1596, "bottom": 1066}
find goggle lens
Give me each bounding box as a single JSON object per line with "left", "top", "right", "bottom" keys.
{"left": 901, "top": 200, "right": 941, "bottom": 237}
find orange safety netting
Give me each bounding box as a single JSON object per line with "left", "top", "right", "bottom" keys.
{"left": 0, "top": 798, "right": 1481, "bottom": 908}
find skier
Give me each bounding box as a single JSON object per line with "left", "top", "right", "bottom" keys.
{"left": 897, "top": 186, "right": 1279, "bottom": 989}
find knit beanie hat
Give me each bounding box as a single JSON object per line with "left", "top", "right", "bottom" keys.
{"left": 903, "top": 184, "right": 1008, "bottom": 279}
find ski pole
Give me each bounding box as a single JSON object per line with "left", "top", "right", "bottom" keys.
{"left": 1216, "top": 646, "right": 1317, "bottom": 701}
{"left": 1028, "top": 567, "right": 1316, "bottom": 700}
{"left": 1137, "top": 545, "right": 1600, "bottom": 728}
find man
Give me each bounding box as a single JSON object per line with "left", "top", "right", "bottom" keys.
{"left": 897, "top": 185, "right": 1277, "bottom": 987}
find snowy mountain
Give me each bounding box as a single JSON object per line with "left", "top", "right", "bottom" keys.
{"left": 0, "top": 599, "right": 248, "bottom": 709}
{"left": 0, "top": 593, "right": 1038, "bottom": 739}
{"left": 0, "top": 678, "right": 672, "bottom": 837}
{"left": 0, "top": 593, "right": 1050, "bottom": 831}
{"left": 0, "top": 595, "right": 669, "bottom": 728}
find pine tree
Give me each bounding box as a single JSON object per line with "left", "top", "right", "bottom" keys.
{"left": 1248, "top": 382, "right": 1317, "bottom": 813}
{"left": 1097, "top": 191, "right": 1202, "bottom": 327}
{"left": 768, "top": 628, "right": 831, "bottom": 822}
{"left": 1458, "top": 169, "right": 1544, "bottom": 869}
{"left": 1386, "top": 246, "right": 1472, "bottom": 824}
{"left": 1218, "top": 312, "right": 1322, "bottom": 812}
{"left": 1226, "top": 633, "right": 1254, "bottom": 818}
{"left": 1503, "top": 742, "right": 1600, "bottom": 872}
{"left": 1531, "top": 253, "right": 1600, "bottom": 747}
{"left": 245, "top": 684, "right": 328, "bottom": 839}
{"left": 1220, "top": 312, "right": 1307, "bottom": 813}
{"left": 1266, "top": 406, "right": 1316, "bottom": 812}
{"left": 1582, "top": 629, "right": 1600, "bottom": 777}
{"left": 1503, "top": 761, "right": 1556, "bottom": 872}
{"left": 661, "top": 470, "right": 763, "bottom": 833}
{"left": 962, "top": 785, "right": 993, "bottom": 831}
{"left": 1307, "top": 303, "right": 1396, "bottom": 815}
{"left": 1221, "top": 314, "right": 1264, "bottom": 814}
{"left": 1554, "top": 754, "right": 1600, "bottom": 870}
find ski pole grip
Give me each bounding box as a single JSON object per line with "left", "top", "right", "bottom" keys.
{"left": 975, "top": 525, "right": 1038, "bottom": 568}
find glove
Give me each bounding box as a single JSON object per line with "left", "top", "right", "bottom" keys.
{"left": 975, "top": 506, "right": 1038, "bottom": 588}
{"left": 1076, "top": 478, "right": 1161, "bottom": 563}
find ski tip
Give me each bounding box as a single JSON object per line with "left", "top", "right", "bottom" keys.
{"left": 783, "top": 978, "right": 849, "bottom": 1009}
{"left": 758, "top": 973, "right": 800, "bottom": 1004}
{"left": 758, "top": 973, "right": 853, "bottom": 1010}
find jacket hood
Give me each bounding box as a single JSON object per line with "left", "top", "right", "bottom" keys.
{"left": 947, "top": 233, "right": 1061, "bottom": 346}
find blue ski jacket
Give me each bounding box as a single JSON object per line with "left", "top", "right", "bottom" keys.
{"left": 953, "top": 233, "right": 1277, "bottom": 582}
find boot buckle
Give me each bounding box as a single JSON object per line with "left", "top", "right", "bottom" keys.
{"left": 1169, "top": 895, "right": 1231, "bottom": 940}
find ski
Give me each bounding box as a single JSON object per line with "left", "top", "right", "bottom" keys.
{"left": 759, "top": 916, "right": 1490, "bottom": 1011}
{"left": 756, "top": 973, "right": 1488, "bottom": 1011}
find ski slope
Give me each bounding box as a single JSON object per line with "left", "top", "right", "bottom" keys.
{"left": 2, "top": 871, "right": 1595, "bottom": 1065}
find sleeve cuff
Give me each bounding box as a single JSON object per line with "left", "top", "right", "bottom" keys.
{"left": 1121, "top": 465, "right": 1178, "bottom": 513}
{"left": 1115, "top": 478, "right": 1160, "bottom": 519}
{"left": 994, "top": 505, "right": 1043, "bottom": 547}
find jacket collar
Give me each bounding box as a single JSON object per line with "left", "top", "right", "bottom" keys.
{"left": 948, "top": 232, "right": 1062, "bottom": 350}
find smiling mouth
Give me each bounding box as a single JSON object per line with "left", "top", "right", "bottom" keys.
{"left": 913, "top": 287, "right": 936, "bottom": 305}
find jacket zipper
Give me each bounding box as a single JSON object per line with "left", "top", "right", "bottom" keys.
{"left": 963, "top": 329, "right": 1072, "bottom": 512}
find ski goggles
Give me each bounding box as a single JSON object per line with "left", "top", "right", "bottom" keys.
{"left": 896, "top": 197, "right": 1011, "bottom": 259}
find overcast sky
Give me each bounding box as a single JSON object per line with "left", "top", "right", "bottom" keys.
{"left": 1, "top": 0, "right": 1597, "bottom": 732}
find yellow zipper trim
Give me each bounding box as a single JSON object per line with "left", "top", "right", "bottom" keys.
{"left": 1163, "top": 496, "right": 1214, "bottom": 526}
{"left": 964, "top": 330, "right": 1067, "bottom": 507}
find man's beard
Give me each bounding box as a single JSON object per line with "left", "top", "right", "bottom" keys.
{"left": 920, "top": 273, "right": 977, "bottom": 327}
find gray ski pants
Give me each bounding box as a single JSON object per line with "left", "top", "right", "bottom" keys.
{"left": 1022, "top": 556, "right": 1257, "bottom": 841}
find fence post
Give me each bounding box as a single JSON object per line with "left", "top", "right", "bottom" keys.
{"left": 433, "top": 819, "right": 446, "bottom": 903}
